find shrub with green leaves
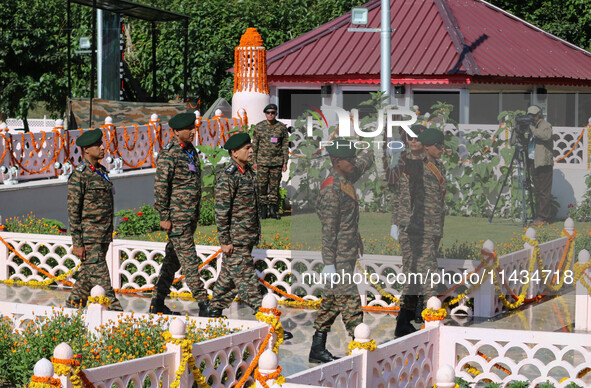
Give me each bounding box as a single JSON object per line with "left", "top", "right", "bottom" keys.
{"left": 3, "top": 212, "right": 65, "bottom": 235}
{"left": 568, "top": 173, "right": 591, "bottom": 222}
{"left": 115, "top": 205, "right": 160, "bottom": 237}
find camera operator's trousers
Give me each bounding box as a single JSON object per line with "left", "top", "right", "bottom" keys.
{"left": 534, "top": 165, "right": 553, "bottom": 222}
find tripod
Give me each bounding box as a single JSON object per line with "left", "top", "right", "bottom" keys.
{"left": 488, "top": 140, "right": 536, "bottom": 226}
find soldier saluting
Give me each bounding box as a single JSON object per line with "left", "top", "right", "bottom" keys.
{"left": 150, "top": 112, "right": 209, "bottom": 316}
{"left": 309, "top": 140, "right": 374, "bottom": 364}
{"left": 66, "top": 128, "right": 123, "bottom": 311}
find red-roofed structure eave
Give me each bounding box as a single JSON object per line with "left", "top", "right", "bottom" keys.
{"left": 258, "top": 0, "right": 591, "bottom": 83}
{"left": 267, "top": 74, "right": 591, "bottom": 87}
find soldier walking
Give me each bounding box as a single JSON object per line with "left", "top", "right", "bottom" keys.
{"left": 252, "top": 104, "right": 289, "bottom": 219}
{"left": 204, "top": 133, "right": 264, "bottom": 317}
{"left": 394, "top": 127, "right": 447, "bottom": 337}
{"left": 66, "top": 128, "right": 123, "bottom": 311}
{"left": 309, "top": 140, "right": 374, "bottom": 364}
{"left": 150, "top": 112, "right": 209, "bottom": 316}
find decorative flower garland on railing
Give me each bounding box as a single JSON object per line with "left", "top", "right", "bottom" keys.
{"left": 347, "top": 339, "right": 377, "bottom": 355}
{"left": 28, "top": 376, "right": 61, "bottom": 388}
{"left": 573, "top": 261, "right": 591, "bottom": 295}
{"left": 355, "top": 261, "right": 400, "bottom": 305}
{"left": 526, "top": 229, "right": 576, "bottom": 291}
{"left": 421, "top": 307, "right": 447, "bottom": 322}
{"left": 256, "top": 307, "right": 284, "bottom": 353}
{"left": 87, "top": 296, "right": 111, "bottom": 307}
{"left": 433, "top": 384, "right": 460, "bottom": 388}
{"left": 250, "top": 366, "right": 285, "bottom": 388}
{"left": 51, "top": 356, "right": 94, "bottom": 388}
{"left": 162, "top": 331, "right": 211, "bottom": 388}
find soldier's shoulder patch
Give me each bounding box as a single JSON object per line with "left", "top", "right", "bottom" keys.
{"left": 224, "top": 164, "right": 237, "bottom": 175}
{"left": 321, "top": 177, "right": 334, "bottom": 190}
{"left": 75, "top": 164, "right": 86, "bottom": 172}
{"left": 163, "top": 142, "right": 173, "bottom": 150}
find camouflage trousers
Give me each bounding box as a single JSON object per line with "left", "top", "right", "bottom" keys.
{"left": 154, "top": 220, "right": 208, "bottom": 301}
{"left": 66, "top": 243, "right": 123, "bottom": 311}
{"left": 210, "top": 245, "right": 263, "bottom": 312}
{"left": 313, "top": 260, "right": 363, "bottom": 338}
{"left": 256, "top": 165, "right": 282, "bottom": 205}
{"left": 399, "top": 232, "right": 441, "bottom": 311}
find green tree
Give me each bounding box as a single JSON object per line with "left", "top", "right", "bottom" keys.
{"left": 0, "top": 0, "right": 91, "bottom": 119}
{"left": 489, "top": 0, "right": 591, "bottom": 51}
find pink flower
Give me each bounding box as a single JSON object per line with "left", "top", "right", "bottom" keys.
{"left": 122, "top": 217, "right": 129, "bottom": 221}
{"left": 568, "top": 203, "right": 575, "bottom": 208}
{"left": 137, "top": 212, "right": 143, "bottom": 216}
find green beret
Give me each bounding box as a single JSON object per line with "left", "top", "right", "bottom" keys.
{"left": 264, "top": 104, "right": 278, "bottom": 112}
{"left": 75, "top": 128, "right": 103, "bottom": 147}
{"left": 326, "top": 140, "right": 356, "bottom": 159}
{"left": 410, "top": 124, "right": 428, "bottom": 136}
{"left": 417, "top": 127, "right": 444, "bottom": 146}
{"left": 169, "top": 112, "right": 196, "bottom": 130}
{"left": 224, "top": 132, "right": 251, "bottom": 151}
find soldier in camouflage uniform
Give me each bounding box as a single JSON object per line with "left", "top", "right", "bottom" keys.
{"left": 395, "top": 127, "right": 447, "bottom": 338}
{"left": 150, "top": 113, "right": 210, "bottom": 316}
{"left": 309, "top": 140, "right": 374, "bottom": 364}
{"left": 66, "top": 128, "right": 123, "bottom": 311}
{"left": 252, "top": 104, "right": 289, "bottom": 220}
{"left": 204, "top": 132, "right": 263, "bottom": 317}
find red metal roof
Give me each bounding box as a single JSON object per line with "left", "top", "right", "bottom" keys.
{"left": 264, "top": 0, "right": 591, "bottom": 85}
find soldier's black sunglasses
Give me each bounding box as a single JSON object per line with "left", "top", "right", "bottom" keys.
{"left": 265, "top": 111, "right": 277, "bottom": 114}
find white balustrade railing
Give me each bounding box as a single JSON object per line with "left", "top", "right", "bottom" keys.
{"left": 0, "top": 112, "right": 247, "bottom": 183}
{"left": 0, "top": 219, "right": 577, "bottom": 319}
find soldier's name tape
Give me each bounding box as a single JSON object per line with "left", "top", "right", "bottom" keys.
{"left": 303, "top": 268, "right": 575, "bottom": 289}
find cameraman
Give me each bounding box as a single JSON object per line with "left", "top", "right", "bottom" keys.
{"left": 527, "top": 105, "right": 554, "bottom": 225}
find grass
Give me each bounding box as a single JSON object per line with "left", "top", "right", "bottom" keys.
{"left": 121, "top": 213, "right": 591, "bottom": 259}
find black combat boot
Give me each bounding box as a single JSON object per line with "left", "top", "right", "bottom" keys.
{"left": 269, "top": 204, "right": 280, "bottom": 220}
{"left": 414, "top": 296, "right": 425, "bottom": 324}
{"left": 394, "top": 308, "right": 417, "bottom": 338}
{"left": 260, "top": 204, "right": 268, "bottom": 219}
{"left": 149, "top": 298, "right": 180, "bottom": 315}
{"left": 283, "top": 330, "right": 294, "bottom": 341}
{"left": 198, "top": 300, "right": 210, "bottom": 317}
{"left": 204, "top": 305, "right": 226, "bottom": 318}
{"left": 309, "top": 331, "right": 340, "bottom": 364}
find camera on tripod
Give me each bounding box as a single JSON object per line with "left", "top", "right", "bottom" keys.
{"left": 512, "top": 113, "right": 534, "bottom": 146}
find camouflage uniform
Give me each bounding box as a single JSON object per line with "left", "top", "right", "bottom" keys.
{"left": 66, "top": 158, "right": 123, "bottom": 311}
{"left": 398, "top": 156, "right": 446, "bottom": 311}
{"left": 314, "top": 151, "right": 374, "bottom": 338}
{"left": 153, "top": 141, "right": 208, "bottom": 302}
{"left": 253, "top": 120, "right": 289, "bottom": 206}
{"left": 210, "top": 159, "right": 262, "bottom": 311}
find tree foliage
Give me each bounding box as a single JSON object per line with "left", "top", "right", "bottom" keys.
{"left": 488, "top": 0, "right": 591, "bottom": 51}
{"left": 1, "top": 0, "right": 590, "bottom": 119}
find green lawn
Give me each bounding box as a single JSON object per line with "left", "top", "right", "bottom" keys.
{"left": 127, "top": 213, "right": 591, "bottom": 259}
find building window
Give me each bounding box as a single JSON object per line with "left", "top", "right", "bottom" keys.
{"left": 412, "top": 91, "right": 460, "bottom": 123}
{"left": 546, "top": 93, "right": 575, "bottom": 127}
{"left": 578, "top": 94, "right": 591, "bottom": 127}
{"left": 343, "top": 91, "right": 376, "bottom": 118}
{"left": 277, "top": 89, "right": 321, "bottom": 119}
{"left": 501, "top": 92, "right": 531, "bottom": 113}
{"left": 469, "top": 93, "right": 500, "bottom": 124}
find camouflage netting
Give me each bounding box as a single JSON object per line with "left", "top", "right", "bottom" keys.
{"left": 68, "top": 98, "right": 194, "bottom": 129}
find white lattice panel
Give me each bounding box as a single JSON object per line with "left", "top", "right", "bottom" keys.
{"left": 83, "top": 353, "right": 174, "bottom": 388}
{"left": 287, "top": 353, "right": 363, "bottom": 387}
{"left": 369, "top": 327, "right": 438, "bottom": 388}
{"left": 1, "top": 233, "right": 78, "bottom": 288}
{"left": 440, "top": 326, "right": 591, "bottom": 387}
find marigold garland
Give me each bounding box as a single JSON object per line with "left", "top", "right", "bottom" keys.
{"left": 347, "top": 339, "right": 377, "bottom": 355}
{"left": 256, "top": 308, "right": 284, "bottom": 353}
{"left": 51, "top": 357, "right": 89, "bottom": 388}
{"left": 252, "top": 366, "right": 285, "bottom": 388}
{"left": 421, "top": 308, "right": 447, "bottom": 322}
{"left": 162, "top": 331, "right": 211, "bottom": 388}
{"left": 87, "top": 296, "right": 111, "bottom": 307}
{"left": 29, "top": 376, "right": 61, "bottom": 388}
